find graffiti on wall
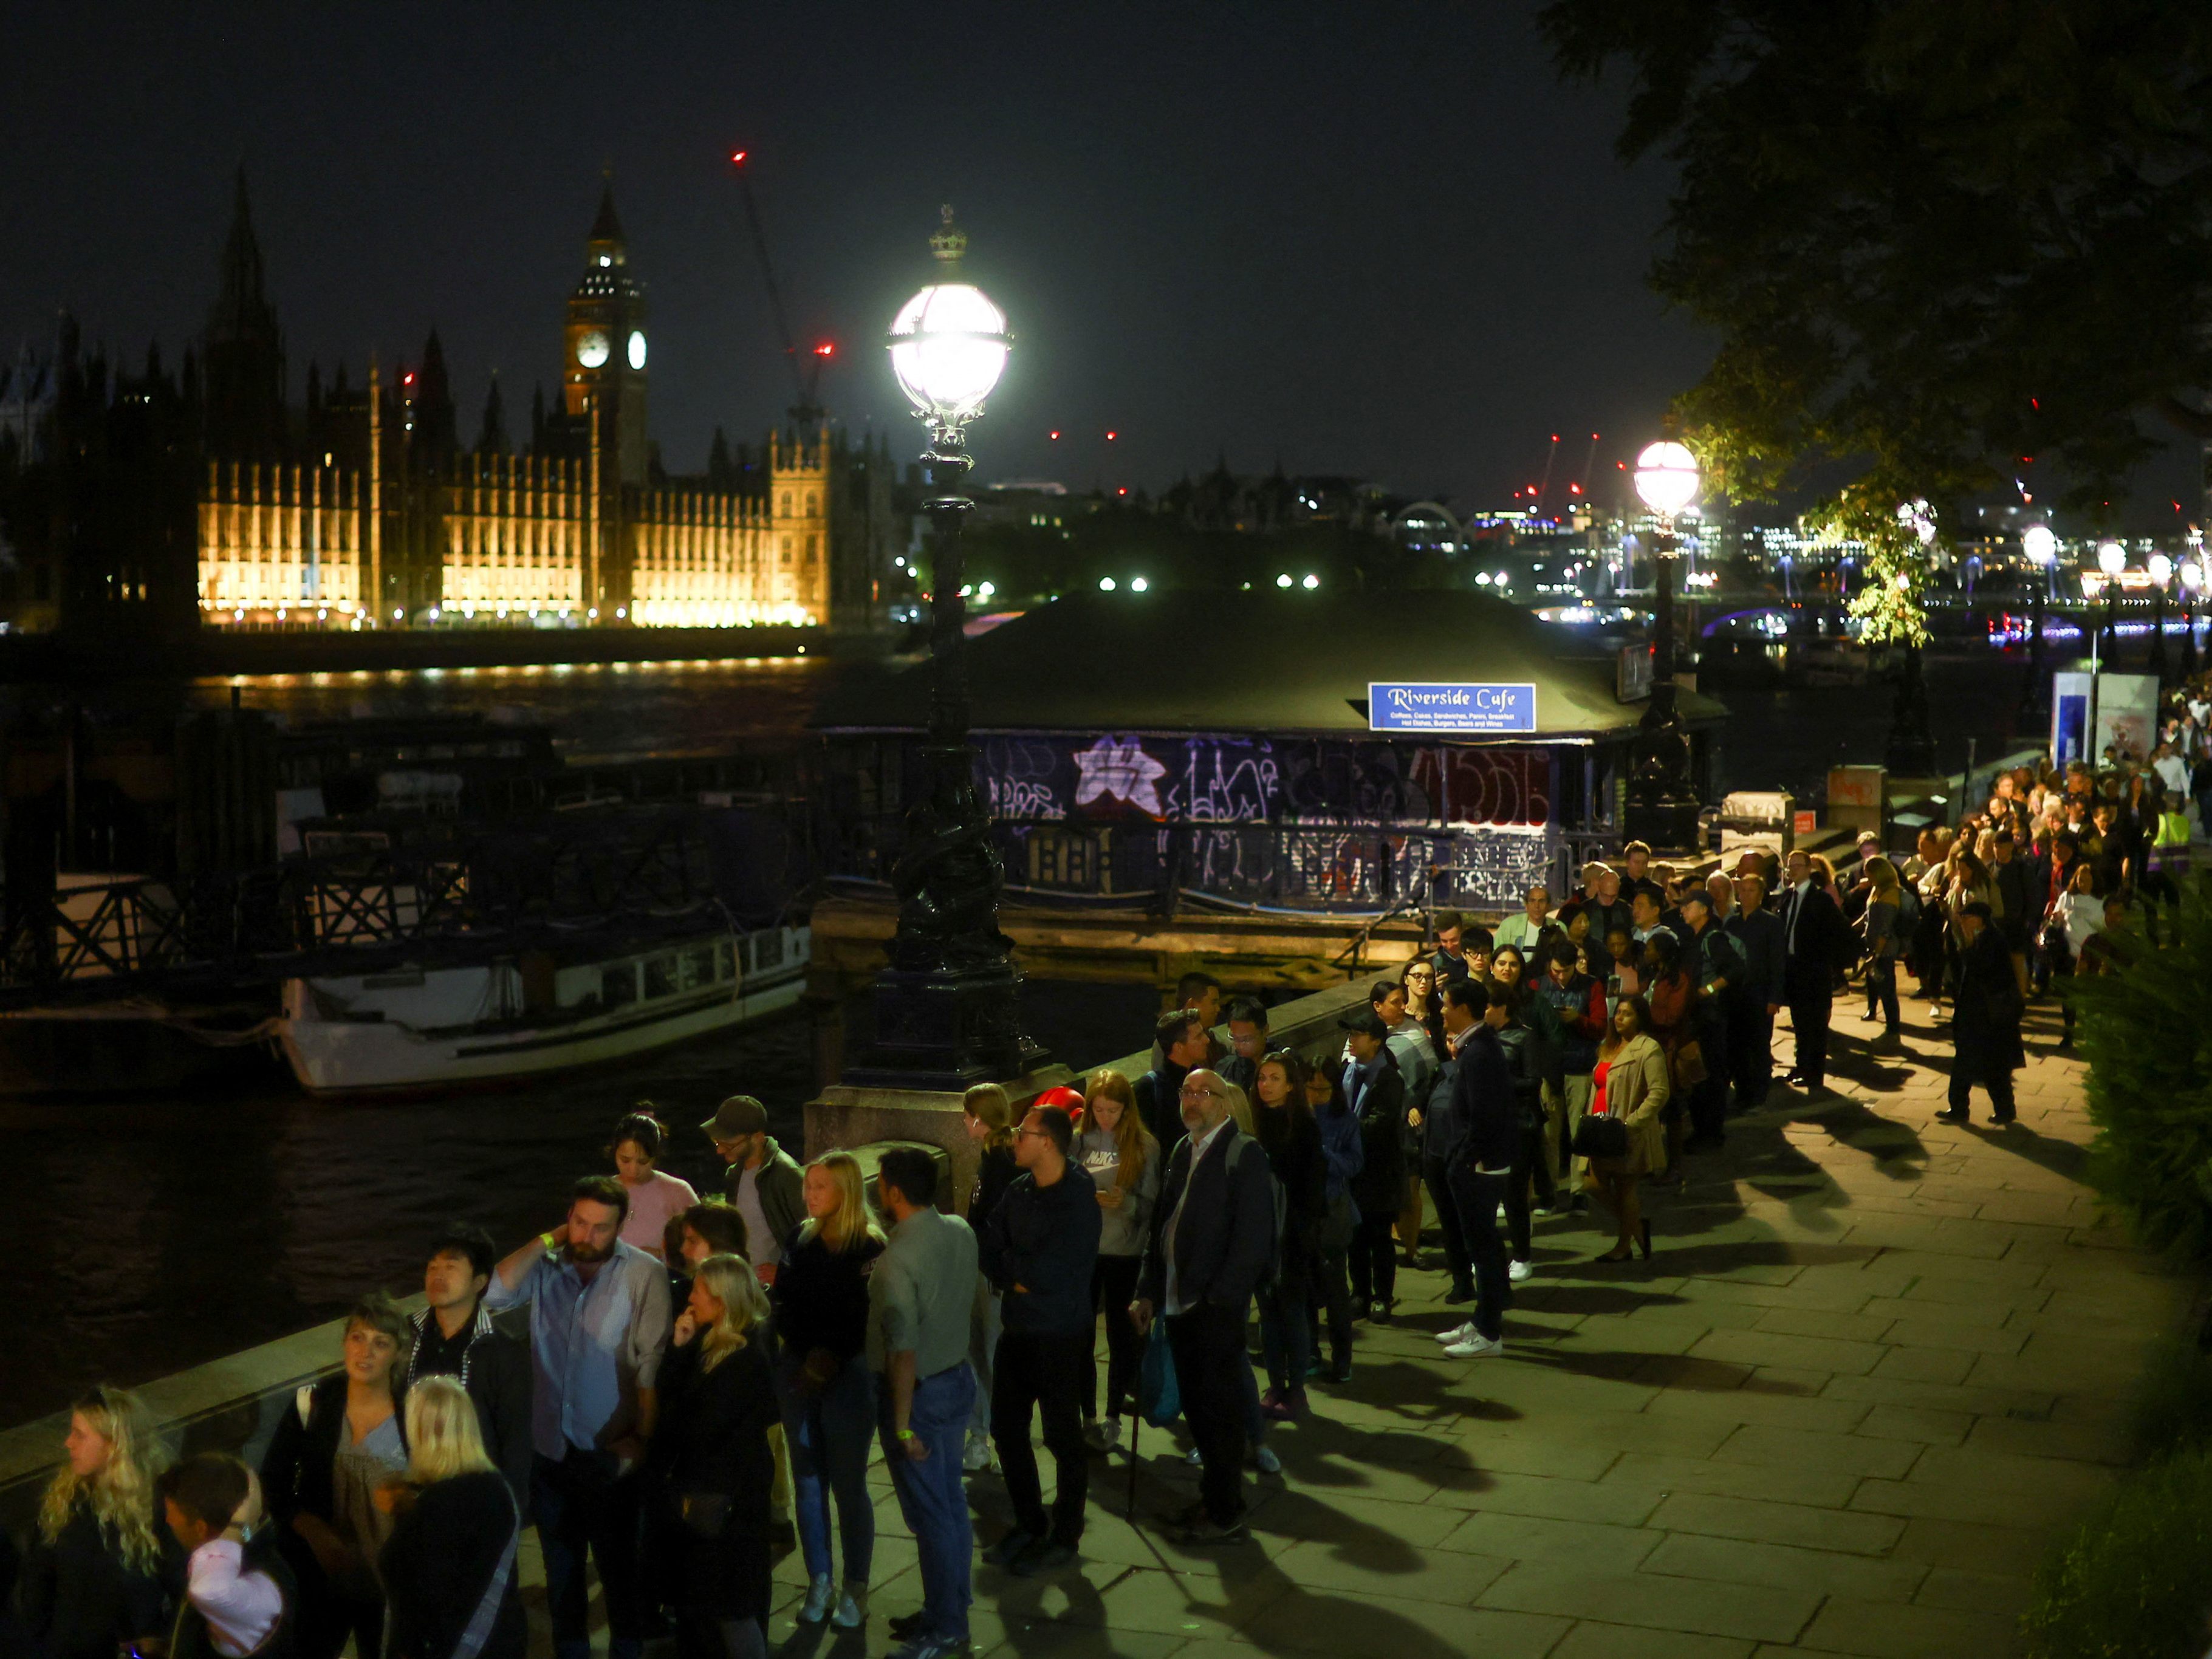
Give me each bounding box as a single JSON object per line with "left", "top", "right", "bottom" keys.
{"left": 974, "top": 733, "right": 1549, "bottom": 829}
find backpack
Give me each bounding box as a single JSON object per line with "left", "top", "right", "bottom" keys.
{"left": 1224, "top": 1132, "right": 1286, "bottom": 1291}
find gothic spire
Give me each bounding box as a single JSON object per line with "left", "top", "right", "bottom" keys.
{"left": 207, "top": 168, "right": 277, "bottom": 347}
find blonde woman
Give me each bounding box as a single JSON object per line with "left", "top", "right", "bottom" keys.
{"left": 769, "top": 1154, "right": 886, "bottom": 1629}
{"left": 1860, "top": 855, "right": 1903, "bottom": 1034}
{"left": 961, "top": 1081, "right": 1019, "bottom": 1471}
{"left": 1074, "top": 1070, "right": 1161, "bottom": 1449}
{"left": 378, "top": 1377, "right": 524, "bottom": 1659}
{"left": 655, "top": 1254, "right": 778, "bottom": 1659}
{"left": 23, "top": 1386, "right": 174, "bottom": 1659}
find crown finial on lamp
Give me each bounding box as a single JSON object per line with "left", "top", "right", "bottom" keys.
{"left": 930, "top": 205, "right": 967, "bottom": 268}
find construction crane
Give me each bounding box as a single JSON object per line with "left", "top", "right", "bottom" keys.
{"left": 726, "top": 149, "right": 832, "bottom": 425}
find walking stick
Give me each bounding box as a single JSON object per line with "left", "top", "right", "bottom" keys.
{"left": 1127, "top": 1412, "right": 1142, "bottom": 1518}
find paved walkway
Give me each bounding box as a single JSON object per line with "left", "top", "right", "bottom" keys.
{"left": 523, "top": 990, "right": 2188, "bottom": 1658}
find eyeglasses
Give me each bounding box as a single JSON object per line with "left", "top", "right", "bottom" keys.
{"left": 1015, "top": 1126, "right": 1052, "bottom": 1140}
{"left": 1178, "top": 1085, "right": 1224, "bottom": 1100}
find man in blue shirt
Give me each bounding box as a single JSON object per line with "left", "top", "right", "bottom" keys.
{"left": 487, "top": 1176, "right": 672, "bottom": 1659}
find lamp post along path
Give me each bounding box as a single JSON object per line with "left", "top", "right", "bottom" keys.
{"left": 846, "top": 208, "right": 1044, "bottom": 1087}
{"left": 1623, "top": 440, "right": 1704, "bottom": 853}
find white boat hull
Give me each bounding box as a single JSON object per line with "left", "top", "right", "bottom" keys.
{"left": 279, "top": 926, "right": 807, "bottom": 1096}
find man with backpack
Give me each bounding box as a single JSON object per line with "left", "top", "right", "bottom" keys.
{"left": 1129, "top": 1068, "right": 1277, "bottom": 1545}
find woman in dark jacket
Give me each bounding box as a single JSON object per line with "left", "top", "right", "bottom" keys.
{"left": 653, "top": 1254, "right": 779, "bottom": 1659}
{"left": 20, "top": 1387, "right": 177, "bottom": 1659}
{"left": 1939, "top": 903, "right": 2025, "bottom": 1126}
{"left": 1251, "top": 1050, "right": 1327, "bottom": 1420}
{"left": 261, "top": 1293, "right": 410, "bottom": 1659}
{"left": 769, "top": 1154, "right": 885, "bottom": 1630}
{"left": 378, "top": 1377, "right": 523, "bottom": 1659}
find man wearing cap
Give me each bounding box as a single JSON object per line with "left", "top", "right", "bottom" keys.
{"left": 701, "top": 1096, "right": 804, "bottom": 1282}
{"left": 1937, "top": 902, "right": 2023, "bottom": 1126}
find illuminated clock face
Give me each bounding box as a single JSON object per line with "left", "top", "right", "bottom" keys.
{"left": 627, "top": 330, "right": 648, "bottom": 371}
{"left": 575, "top": 329, "right": 611, "bottom": 369}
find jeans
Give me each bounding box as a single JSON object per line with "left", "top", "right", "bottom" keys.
{"left": 1347, "top": 1203, "right": 1398, "bottom": 1307}
{"left": 990, "top": 1328, "right": 1090, "bottom": 1547}
{"left": 533, "top": 1448, "right": 645, "bottom": 1659}
{"left": 778, "top": 1352, "right": 877, "bottom": 1588}
{"left": 1309, "top": 1194, "right": 1356, "bottom": 1368}
{"left": 1421, "top": 1155, "right": 1472, "bottom": 1291}
{"left": 1447, "top": 1166, "right": 1511, "bottom": 1342}
{"left": 1087, "top": 1253, "right": 1144, "bottom": 1420}
{"left": 1864, "top": 957, "right": 1900, "bottom": 1028}
{"left": 1503, "top": 1120, "right": 1550, "bottom": 1262}
{"left": 1256, "top": 1280, "right": 1310, "bottom": 1394}
{"left": 879, "top": 1363, "right": 976, "bottom": 1643}
{"left": 968, "top": 1276, "right": 1001, "bottom": 1443}
{"left": 1165, "top": 1302, "right": 1248, "bottom": 1525}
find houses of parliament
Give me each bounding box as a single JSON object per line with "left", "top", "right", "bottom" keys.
{"left": 0, "top": 176, "right": 895, "bottom": 640}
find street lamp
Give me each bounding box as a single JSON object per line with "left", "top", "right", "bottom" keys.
{"left": 2148, "top": 552, "right": 2174, "bottom": 680}
{"left": 1624, "top": 440, "right": 1702, "bottom": 851}
{"left": 2097, "top": 540, "right": 2125, "bottom": 664}
{"left": 2182, "top": 559, "right": 2203, "bottom": 677}
{"left": 850, "top": 207, "right": 1039, "bottom": 1087}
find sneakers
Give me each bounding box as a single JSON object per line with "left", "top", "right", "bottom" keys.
{"left": 1083, "top": 1415, "right": 1121, "bottom": 1452}
{"left": 1934, "top": 1108, "right": 1970, "bottom": 1125}
{"left": 831, "top": 1585, "right": 867, "bottom": 1629}
{"left": 1176, "top": 1511, "right": 1251, "bottom": 1545}
{"left": 800, "top": 1573, "right": 835, "bottom": 1623}
{"left": 889, "top": 1638, "right": 972, "bottom": 1659}
{"left": 1324, "top": 1357, "right": 1353, "bottom": 1384}
{"left": 1442, "top": 1331, "right": 1506, "bottom": 1358}
{"left": 961, "top": 1434, "right": 993, "bottom": 1473}
{"left": 1435, "top": 1320, "right": 1476, "bottom": 1345}
{"left": 1254, "top": 1443, "right": 1282, "bottom": 1475}
{"left": 1185, "top": 1445, "right": 1204, "bottom": 1467}
{"left": 1507, "top": 1259, "right": 1534, "bottom": 1284}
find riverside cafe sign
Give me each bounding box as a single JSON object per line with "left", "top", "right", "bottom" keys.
{"left": 1368, "top": 681, "right": 1538, "bottom": 734}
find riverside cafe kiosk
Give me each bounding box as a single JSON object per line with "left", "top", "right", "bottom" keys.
{"left": 809, "top": 589, "right": 1727, "bottom": 915}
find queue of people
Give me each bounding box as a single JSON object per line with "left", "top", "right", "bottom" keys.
{"left": 19, "top": 818, "right": 2125, "bottom": 1659}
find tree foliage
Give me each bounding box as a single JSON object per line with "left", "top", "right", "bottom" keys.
{"left": 1542, "top": 0, "right": 2212, "bottom": 537}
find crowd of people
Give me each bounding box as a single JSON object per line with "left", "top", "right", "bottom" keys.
{"left": 12, "top": 781, "right": 2170, "bottom": 1659}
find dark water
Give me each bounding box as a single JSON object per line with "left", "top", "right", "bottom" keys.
{"left": 9, "top": 644, "right": 2052, "bottom": 1429}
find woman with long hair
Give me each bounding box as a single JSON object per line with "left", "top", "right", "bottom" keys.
{"left": 1860, "top": 855, "right": 1904, "bottom": 1035}
{"left": 2050, "top": 860, "right": 2103, "bottom": 1048}
{"left": 609, "top": 1106, "right": 699, "bottom": 1259}
{"left": 1491, "top": 945, "right": 1529, "bottom": 993}
{"left": 1945, "top": 845, "right": 1994, "bottom": 998}
{"left": 1304, "top": 1063, "right": 1361, "bottom": 1384}
{"left": 1586, "top": 996, "right": 1669, "bottom": 1260}
{"left": 378, "top": 1377, "right": 524, "bottom": 1659}
{"left": 1399, "top": 958, "right": 1445, "bottom": 1051}
{"left": 1642, "top": 929, "right": 1694, "bottom": 1185}
{"left": 655, "top": 1255, "right": 778, "bottom": 1659}
{"left": 1073, "top": 1070, "right": 1160, "bottom": 1452}
{"left": 22, "top": 1386, "right": 176, "bottom": 1659}
{"left": 960, "top": 1082, "right": 1020, "bottom": 1473}
{"left": 769, "top": 1154, "right": 885, "bottom": 1629}
{"left": 262, "top": 1290, "right": 411, "bottom": 1659}
{"left": 1251, "top": 1050, "right": 1327, "bottom": 1421}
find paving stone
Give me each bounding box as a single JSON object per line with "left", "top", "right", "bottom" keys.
{"left": 1600, "top": 1450, "right": 1860, "bottom": 1507}
{"left": 1547, "top": 1624, "right": 1756, "bottom": 1659}
{"left": 1649, "top": 1491, "right": 1908, "bottom": 1555}
{"left": 1868, "top": 1344, "right": 1977, "bottom": 1385}
{"left": 1799, "top": 1596, "right": 2024, "bottom": 1658}
{"left": 1236, "top": 1586, "right": 1569, "bottom": 1657}
{"left": 1852, "top": 1403, "right": 1973, "bottom": 1445}
{"left": 1642, "top": 1530, "right": 1927, "bottom": 1601}
{"left": 1434, "top": 1510, "right": 1663, "bottom": 1573}
{"left": 1689, "top": 1327, "right": 1888, "bottom": 1376}
{"left": 1479, "top": 1559, "right": 1821, "bottom": 1643}
{"left": 1269, "top": 1538, "right": 1511, "bottom": 1604}
{"left": 1710, "top": 1422, "right": 1925, "bottom": 1479}
{"left": 1426, "top": 1467, "right": 1666, "bottom": 1525}
{"left": 1750, "top": 1305, "right": 1897, "bottom": 1343}
{"left": 1914, "top": 1566, "right": 2033, "bottom": 1615}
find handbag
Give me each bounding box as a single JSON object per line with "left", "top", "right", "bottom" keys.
{"left": 1671, "top": 1037, "right": 1709, "bottom": 1089}
{"left": 1572, "top": 1113, "right": 1629, "bottom": 1160}
{"left": 1137, "top": 1319, "right": 1180, "bottom": 1429}
{"left": 676, "top": 1490, "right": 733, "bottom": 1539}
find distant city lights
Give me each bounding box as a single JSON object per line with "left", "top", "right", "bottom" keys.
{"left": 1099, "top": 576, "right": 1117, "bottom": 591}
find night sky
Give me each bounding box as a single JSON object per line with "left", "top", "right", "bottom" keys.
{"left": 2, "top": 3, "right": 2196, "bottom": 522}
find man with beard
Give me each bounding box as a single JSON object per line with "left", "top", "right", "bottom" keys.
{"left": 487, "top": 1177, "right": 672, "bottom": 1659}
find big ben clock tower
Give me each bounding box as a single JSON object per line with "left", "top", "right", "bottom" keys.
{"left": 564, "top": 182, "right": 649, "bottom": 488}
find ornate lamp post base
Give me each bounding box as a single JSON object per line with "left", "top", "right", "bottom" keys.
{"left": 845, "top": 964, "right": 1046, "bottom": 1090}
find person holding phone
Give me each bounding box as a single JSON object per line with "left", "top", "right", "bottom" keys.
{"left": 485, "top": 1177, "right": 671, "bottom": 1659}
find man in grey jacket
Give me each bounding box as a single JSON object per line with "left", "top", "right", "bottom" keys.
{"left": 701, "top": 1095, "right": 804, "bottom": 1275}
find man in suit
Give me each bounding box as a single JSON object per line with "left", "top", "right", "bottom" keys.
{"left": 1779, "top": 849, "right": 1849, "bottom": 1095}
{"left": 1724, "top": 872, "right": 1786, "bottom": 1107}
{"left": 1130, "top": 1069, "right": 1278, "bottom": 1545}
